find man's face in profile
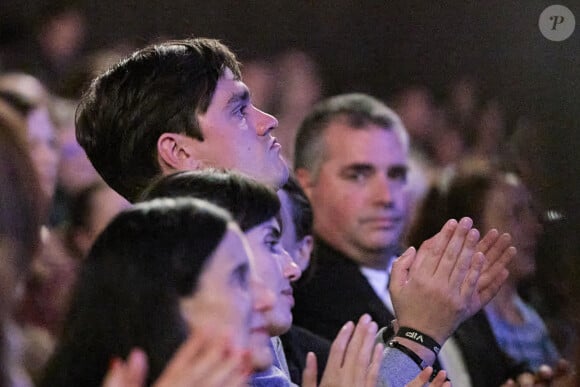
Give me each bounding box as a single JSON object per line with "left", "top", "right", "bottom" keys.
{"left": 189, "top": 68, "right": 289, "bottom": 189}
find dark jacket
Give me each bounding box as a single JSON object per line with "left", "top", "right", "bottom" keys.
{"left": 280, "top": 325, "right": 331, "bottom": 385}
{"left": 292, "top": 238, "right": 395, "bottom": 341}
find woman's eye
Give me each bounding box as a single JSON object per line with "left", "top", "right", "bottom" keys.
{"left": 265, "top": 237, "right": 282, "bottom": 253}
{"left": 232, "top": 264, "right": 249, "bottom": 289}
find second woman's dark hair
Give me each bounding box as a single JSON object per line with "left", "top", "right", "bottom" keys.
{"left": 140, "top": 170, "right": 281, "bottom": 232}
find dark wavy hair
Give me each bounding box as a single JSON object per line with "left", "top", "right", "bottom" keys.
{"left": 281, "top": 175, "right": 313, "bottom": 241}
{"left": 76, "top": 38, "right": 241, "bottom": 202}
{"left": 40, "top": 198, "right": 232, "bottom": 387}
{"left": 140, "top": 170, "right": 281, "bottom": 233}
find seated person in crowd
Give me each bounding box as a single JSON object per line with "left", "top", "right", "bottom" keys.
{"left": 407, "top": 165, "right": 567, "bottom": 384}
{"left": 277, "top": 176, "right": 331, "bottom": 383}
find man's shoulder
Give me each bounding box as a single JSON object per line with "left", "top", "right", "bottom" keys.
{"left": 280, "top": 326, "right": 330, "bottom": 385}
{"left": 283, "top": 325, "right": 332, "bottom": 351}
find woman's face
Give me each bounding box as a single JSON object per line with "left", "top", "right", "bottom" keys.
{"left": 483, "top": 176, "right": 542, "bottom": 282}
{"left": 179, "top": 224, "right": 272, "bottom": 370}
{"left": 244, "top": 217, "right": 301, "bottom": 337}
{"left": 27, "top": 107, "right": 59, "bottom": 201}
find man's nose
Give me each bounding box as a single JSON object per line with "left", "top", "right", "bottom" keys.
{"left": 254, "top": 107, "right": 278, "bottom": 136}
{"left": 372, "top": 175, "right": 394, "bottom": 206}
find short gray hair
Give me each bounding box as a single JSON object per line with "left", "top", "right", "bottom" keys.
{"left": 294, "top": 93, "right": 409, "bottom": 179}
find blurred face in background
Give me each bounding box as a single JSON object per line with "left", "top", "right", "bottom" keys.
{"left": 483, "top": 175, "right": 542, "bottom": 282}
{"left": 57, "top": 125, "right": 100, "bottom": 195}
{"left": 73, "top": 185, "right": 132, "bottom": 258}
{"left": 27, "top": 107, "right": 59, "bottom": 202}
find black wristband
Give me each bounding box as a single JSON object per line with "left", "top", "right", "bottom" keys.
{"left": 387, "top": 339, "right": 427, "bottom": 370}
{"left": 396, "top": 327, "right": 441, "bottom": 355}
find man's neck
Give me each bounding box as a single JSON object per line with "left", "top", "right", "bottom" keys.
{"left": 315, "top": 235, "right": 396, "bottom": 270}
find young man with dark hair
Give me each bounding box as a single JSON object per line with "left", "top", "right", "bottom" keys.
{"left": 76, "top": 38, "right": 288, "bottom": 202}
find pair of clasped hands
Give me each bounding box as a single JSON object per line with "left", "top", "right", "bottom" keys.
{"left": 104, "top": 218, "right": 561, "bottom": 387}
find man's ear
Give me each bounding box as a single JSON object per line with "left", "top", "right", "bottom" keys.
{"left": 157, "top": 133, "right": 202, "bottom": 173}
{"left": 295, "top": 235, "right": 314, "bottom": 272}
{"left": 294, "top": 168, "right": 314, "bottom": 200}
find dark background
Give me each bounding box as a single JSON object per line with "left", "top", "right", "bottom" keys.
{"left": 2, "top": 0, "right": 578, "bottom": 214}
{"left": 2, "top": 1, "right": 578, "bottom": 120}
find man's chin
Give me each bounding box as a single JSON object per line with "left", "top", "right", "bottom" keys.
{"left": 251, "top": 348, "right": 274, "bottom": 372}
{"left": 267, "top": 320, "right": 292, "bottom": 337}
{"left": 273, "top": 160, "right": 290, "bottom": 190}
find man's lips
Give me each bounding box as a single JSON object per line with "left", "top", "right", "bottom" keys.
{"left": 281, "top": 288, "right": 294, "bottom": 306}
{"left": 250, "top": 325, "right": 269, "bottom": 335}
{"left": 269, "top": 137, "right": 282, "bottom": 150}
{"left": 360, "top": 216, "right": 403, "bottom": 228}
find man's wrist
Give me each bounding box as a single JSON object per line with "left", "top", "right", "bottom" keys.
{"left": 387, "top": 339, "right": 427, "bottom": 370}
{"left": 393, "top": 336, "right": 436, "bottom": 367}
{"left": 396, "top": 326, "right": 442, "bottom": 355}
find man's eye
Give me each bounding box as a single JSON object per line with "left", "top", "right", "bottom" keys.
{"left": 388, "top": 167, "right": 408, "bottom": 183}
{"left": 234, "top": 105, "right": 248, "bottom": 118}
{"left": 345, "top": 171, "right": 369, "bottom": 183}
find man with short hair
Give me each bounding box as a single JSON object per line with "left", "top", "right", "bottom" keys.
{"left": 76, "top": 38, "right": 288, "bottom": 202}
{"left": 293, "top": 93, "right": 411, "bottom": 338}
{"left": 292, "top": 93, "right": 522, "bottom": 385}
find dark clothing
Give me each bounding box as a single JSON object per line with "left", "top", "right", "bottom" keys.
{"left": 453, "top": 311, "right": 530, "bottom": 387}
{"left": 280, "top": 325, "right": 331, "bottom": 385}
{"left": 294, "top": 237, "right": 527, "bottom": 386}
{"left": 292, "top": 238, "right": 395, "bottom": 342}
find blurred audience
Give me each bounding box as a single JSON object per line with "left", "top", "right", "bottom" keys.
{"left": 64, "top": 181, "right": 131, "bottom": 261}
{"left": 0, "top": 99, "right": 44, "bottom": 387}
{"left": 242, "top": 48, "right": 323, "bottom": 165}
{"left": 0, "top": 73, "right": 78, "bottom": 379}
{"left": 49, "top": 98, "right": 100, "bottom": 226}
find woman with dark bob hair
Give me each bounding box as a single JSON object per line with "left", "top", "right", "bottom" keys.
{"left": 140, "top": 170, "right": 297, "bottom": 372}
{"left": 40, "top": 197, "right": 272, "bottom": 387}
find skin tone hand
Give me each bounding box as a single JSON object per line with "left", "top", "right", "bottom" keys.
{"left": 390, "top": 217, "right": 485, "bottom": 346}
{"left": 102, "top": 330, "right": 251, "bottom": 387}
{"left": 102, "top": 348, "right": 148, "bottom": 387}
{"left": 302, "top": 314, "right": 384, "bottom": 387}
{"left": 405, "top": 367, "right": 451, "bottom": 387}
{"left": 474, "top": 229, "right": 516, "bottom": 306}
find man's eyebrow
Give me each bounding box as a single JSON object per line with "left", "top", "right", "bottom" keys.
{"left": 388, "top": 165, "right": 408, "bottom": 173}
{"left": 340, "top": 163, "right": 375, "bottom": 173}
{"left": 226, "top": 89, "right": 250, "bottom": 107}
